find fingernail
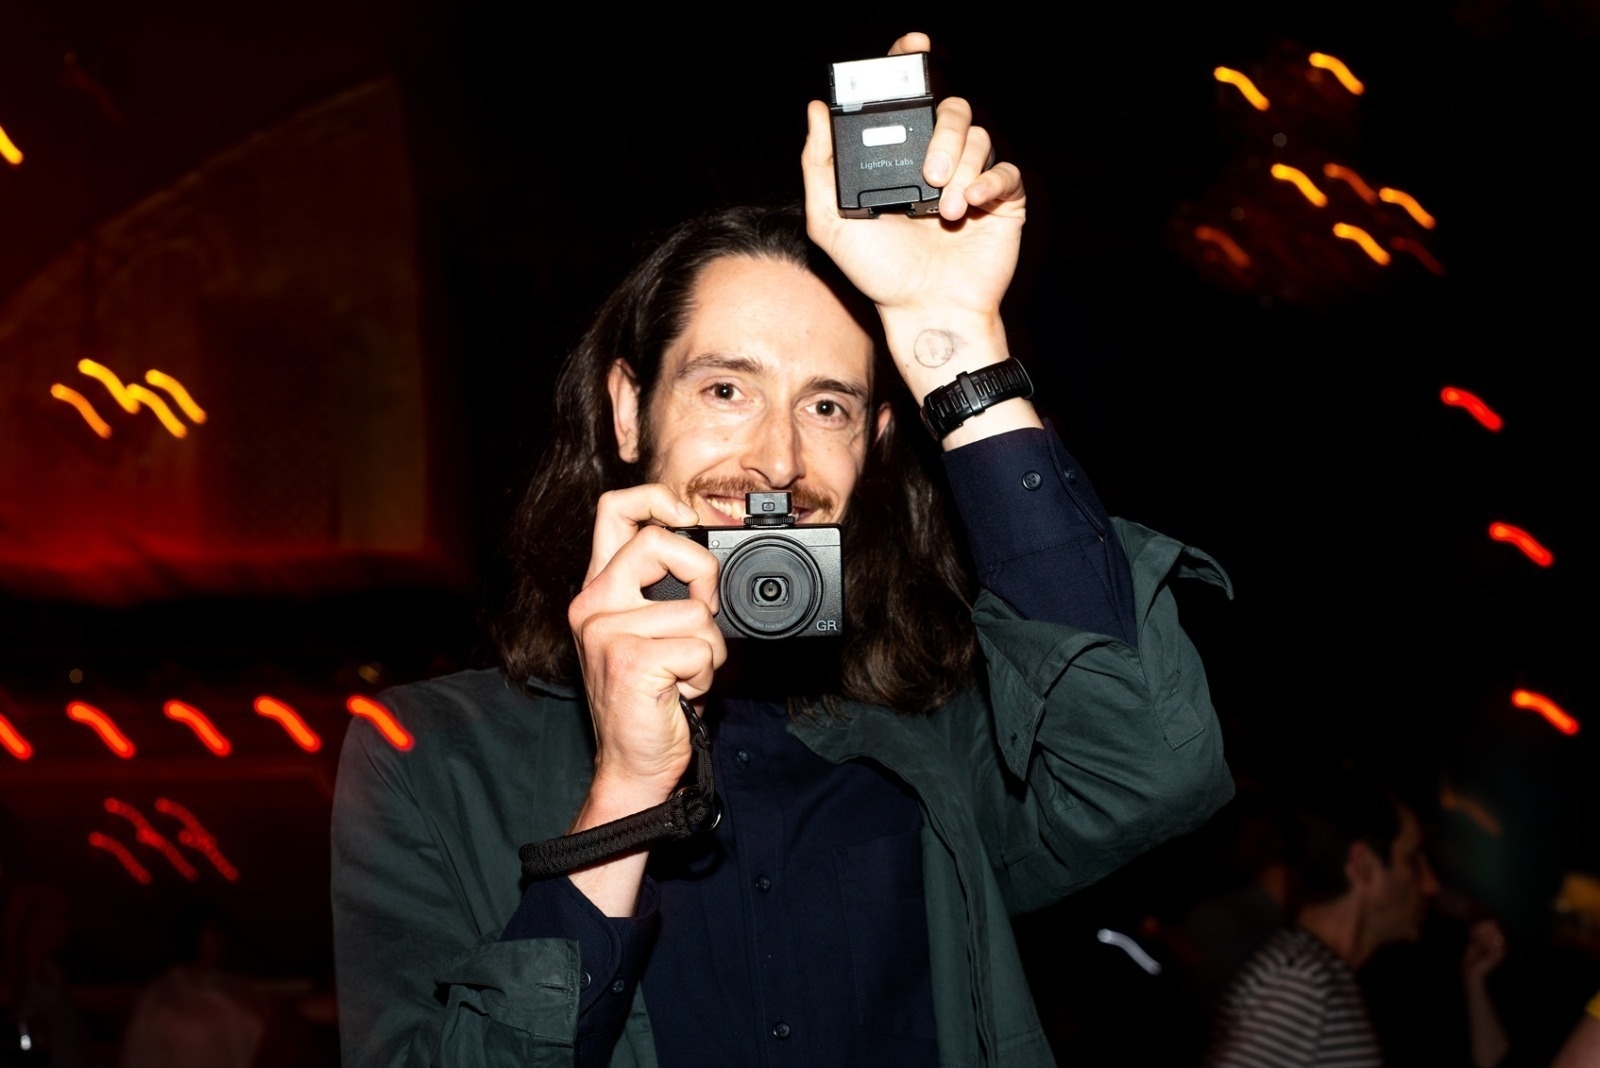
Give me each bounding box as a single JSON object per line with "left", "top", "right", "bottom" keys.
{"left": 926, "top": 151, "right": 952, "bottom": 185}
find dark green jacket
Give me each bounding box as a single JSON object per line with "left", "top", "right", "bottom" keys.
{"left": 332, "top": 519, "right": 1233, "bottom": 1066}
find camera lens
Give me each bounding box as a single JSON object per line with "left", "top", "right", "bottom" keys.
{"left": 720, "top": 538, "right": 821, "bottom": 638}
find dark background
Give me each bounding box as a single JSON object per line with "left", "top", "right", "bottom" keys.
{"left": 1, "top": 2, "right": 1596, "bottom": 1062}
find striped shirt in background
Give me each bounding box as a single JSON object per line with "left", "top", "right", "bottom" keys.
{"left": 1205, "top": 927, "right": 1383, "bottom": 1068}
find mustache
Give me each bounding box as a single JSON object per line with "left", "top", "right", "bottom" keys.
{"left": 683, "top": 475, "right": 836, "bottom": 517}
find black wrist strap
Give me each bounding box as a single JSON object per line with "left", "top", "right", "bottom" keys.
{"left": 519, "top": 697, "right": 720, "bottom": 879}
{"left": 920, "top": 357, "right": 1034, "bottom": 441}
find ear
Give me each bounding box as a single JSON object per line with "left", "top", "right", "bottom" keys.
{"left": 874, "top": 401, "right": 893, "bottom": 445}
{"left": 1346, "top": 841, "right": 1382, "bottom": 893}
{"left": 607, "top": 359, "right": 642, "bottom": 464}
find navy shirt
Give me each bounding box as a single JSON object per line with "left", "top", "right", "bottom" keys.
{"left": 503, "top": 425, "right": 1135, "bottom": 1066}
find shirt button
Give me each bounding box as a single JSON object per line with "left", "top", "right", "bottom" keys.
{"left": 771, "top": 1020, "right": 792, "bottom": 1040}
{"left": 735, "top": 748, "right": 750, "bottom": 765}
{"left": 579, "top": 971, "right": 591, "bottom": 990}
{"left": 754, "top": 874, "right": 772, "bottom": 893}
{"left": 610, "top": 978, "right": 627, "bottom": 994}
{"left": 1021, "top": 470, "right": 1043, "bottom": 491}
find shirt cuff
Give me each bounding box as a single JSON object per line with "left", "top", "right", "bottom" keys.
{"left": 501, "top": 875, "right": 660, "bottom": 1036}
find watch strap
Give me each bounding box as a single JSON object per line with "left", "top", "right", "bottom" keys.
{"left": 920, "top": 358, "right": 1034, "bottom": 440}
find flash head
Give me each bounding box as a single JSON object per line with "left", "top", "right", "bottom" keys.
{"left": 829, "top": 53, "right": 940, "bottom": 219}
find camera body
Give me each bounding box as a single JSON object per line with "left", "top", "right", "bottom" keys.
{"left": 642, "top": 492, "right": 843, "bottom": 640}
{"left": 829, "top": 52, "right": 940, "bottom": 218}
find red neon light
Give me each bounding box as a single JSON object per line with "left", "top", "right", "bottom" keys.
{"left": 1489, "top": 522, "right": 1554, "bottom": 567}
{"left": 253, "top": 695, "right": 322, "bottom": 752}
{"left": 155, "top": 798, "right": 240, "bottom": 882}
{"left": 88, "top": 832, "right": 152, "bottom": 885}
{"left": 1392, "top": 238, "right": 1446, "bottom": 276}
{"left": 1512, "top": 689, "right": 1580, "bottom": 735}
{"left": 346, "top": 695, "right": 414, "bottom": 751}
{"left": 1440, "top": 387, "right": 1503, "bottom": 431}
{"left": 0, "top": 713, "right": 33, "bottom": 760}
{"left": 66, "top": 701, "right": 136, "bottom": 758}
{"left": 49, "top": 384, "right": 114, "bottom": 438}
{"left": 1322, "top": 164, "right": 1379, "bottom": 205}
{"left": 162, "top": 700, "right": 233, "bottom": 756}
{"left": 105, "top": 798, "right": 199, "bottom": 881}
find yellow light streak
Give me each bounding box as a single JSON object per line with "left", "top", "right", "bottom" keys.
{"left": 49, "top": 384, "right": 113, "bottom": 438}
{"left": 125, "top": 384, "right": 188, "bottom": 438}
{"left": 77, "top": 359, "right": 140, "bottom": 412}
{"left": 1379, "top": 186, "right": 1437, "bottom": 229}
{"left": 1309, "top": 53, "right": 1365, "bottom": 95}
{"left": 0, "top": 125, "right": 21, "bottom": 166}
{"left": 1269, "top": 164, "right": 1329, "bottom": 207}
{"left": 1332, "top": 222, "right": 1392, "bottom": 265}
{"left": 1194, "top": 226, "right": 1252, "bottom": 268}
{"left": 144, "top": 370, "right": 207, "bottom": 424}
{"left": 1322, "top": 164, "right": 1379, "bottom": 204}
{"left": 1213, "top": 67, "right": 1270, "bottom": 111}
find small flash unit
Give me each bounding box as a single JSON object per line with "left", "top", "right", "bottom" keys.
{"left": 829, "top": 53, "right": 939, "bottom": 218}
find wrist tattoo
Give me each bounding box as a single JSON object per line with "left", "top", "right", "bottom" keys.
{"left": 912, "top": 329, "right": 956, "bottom": 368}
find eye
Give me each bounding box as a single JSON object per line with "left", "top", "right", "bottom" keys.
{"left": 806, "top": 397, "right": 853, "bottom": 426}
{"left": 707, "top": 381, "right": 738, "bottom": 401}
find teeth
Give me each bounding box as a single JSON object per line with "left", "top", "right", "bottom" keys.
{"left": 705, "top": 497, "right": 744, "bottom": 522}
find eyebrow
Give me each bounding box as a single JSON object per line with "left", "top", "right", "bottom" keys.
{"left": 676, "top": 352, "right": 870, "bottom": 400}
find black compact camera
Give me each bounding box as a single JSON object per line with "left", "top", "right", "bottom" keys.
{"left": 643, "top": 492, "right": 843, "bottom": 640}
{"left": 829, "top": 52, "right": 940, "bottom": 218}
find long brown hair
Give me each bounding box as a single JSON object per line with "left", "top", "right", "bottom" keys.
{"left": 491, "top": 204, "right": 978, "bottom": 714}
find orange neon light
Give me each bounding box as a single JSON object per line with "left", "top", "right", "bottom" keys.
{"left": 1512, "top": 689, "right": 1579, "bottom": 735}
{"left": 1213, "top": 67, "right": 1270, "bottom": 110}
{"left": 155, "top": 798, "right": 240, "bottom": 882}
{"left": 124, "top": 384, "right": 188, "bottom": 438}
{"left": 1332, "top": 222, "right": 1392, "bottom": 264}
{"left": 0, "top": 125, "right": 21, "bottom": 166}
{"left": 1489, "top": 522, "right": 1553, "bottom": 567}
{"left": 1392, "top": 237, "right": 1445, "bottom": 276}
{"left": 144, "top": 370, "right": 207, "bottom": 424}
{"left": 1308, "top": 52, "right": 1365, "bottom": 95}
{"left": 347, "top": 695, "right": 415, "bottom": 751}
{"left": 163, "top": 700, "right": 232, "bottom": 756}
{"left": 1194, "top": 226, "right": 1252, "bottom": 267}
{"left": 105, "top": 798, "right": 199, "bottom": 881}
{"left": 66, "top": 701, "right": 136, "bottom": 758}
{"left": 1269, "top": 164, "right": 1329, "bottom": 207}
{"left": 89, "top": 832, "right": 152, "bottom": 884}
{"left": 1322, "top": 164, "right": 1379, "bottom": 204}
{"left": 1379, "top": 186, "right": 1437, "bottom": 229}
{"left": 1440, "top": 387, "right": 1503, "bottom": 431}
{"left": 0, "top": 713, "right": 33, "bottom": 760}
{"left": 77, "top": 359, "right": 140, "bottom": 413}
{"left": 1441, "top": 787, "right": 1503, "bottom": 837}
{"left": 49, "top": 384, "right": 113, "bottom": 438}
{"left": 253, "top": 695, "right": 322, "bottom": 752}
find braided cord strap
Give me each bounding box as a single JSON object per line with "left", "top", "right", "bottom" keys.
{"left": 519, "top": 697, "right": 719, "bottom": 878}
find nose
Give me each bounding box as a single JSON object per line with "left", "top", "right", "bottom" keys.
{"left": 741, "top": 409, "right": 804, "bottom": 489}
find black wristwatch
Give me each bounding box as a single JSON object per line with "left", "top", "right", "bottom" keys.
{"left": 920, "top": 358, "right": 1034, "bottom": 441}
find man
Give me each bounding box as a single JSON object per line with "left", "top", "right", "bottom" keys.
{"left": 1205, "top": 787, "right": 1441, "bottom": 1068}
{"left": 333, "top": 33, "right": 1233, "bottom": 1067}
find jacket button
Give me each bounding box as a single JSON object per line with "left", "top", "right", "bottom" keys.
{"left": 579, "top": 971, "right": 591, "bottom": 990}
{"left": 735, "top": 748, "right": 751, "bottom": 765}
{"left": 1021, "top": 470, "right": 1043, "bottom": 491}
{"left": 1064, "top": 467, "right": 1078, "bottom": 483}
{"left": 771, "top": 1020, "right": 791, "bottom": 1039}
{"left": 610, "top": 978, "right": 627, "bottom": 994}
{"left": 754, "top": 874, "right": 772, "bottom": 893}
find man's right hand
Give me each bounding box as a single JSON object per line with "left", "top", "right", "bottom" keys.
{"left": 563, "top": 484, "right": 727, "bottom": 915}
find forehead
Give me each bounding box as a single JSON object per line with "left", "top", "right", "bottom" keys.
{"left": 667, "top": 255, "right": 874, "bottom": 384}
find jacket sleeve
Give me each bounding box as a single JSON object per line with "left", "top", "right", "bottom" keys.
{"left": 963, "top": 517, "right": 1235, "bottom": 914}
{"left": 331, "top": 714, "right": 588, "bottom": 1067}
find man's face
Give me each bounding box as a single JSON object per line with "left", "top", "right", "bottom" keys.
{"left": 1366, "top": 806, "right": 1439, "bottom": 945}
{"left": 608, "top": 255, "right": 889, "bottom": 525}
